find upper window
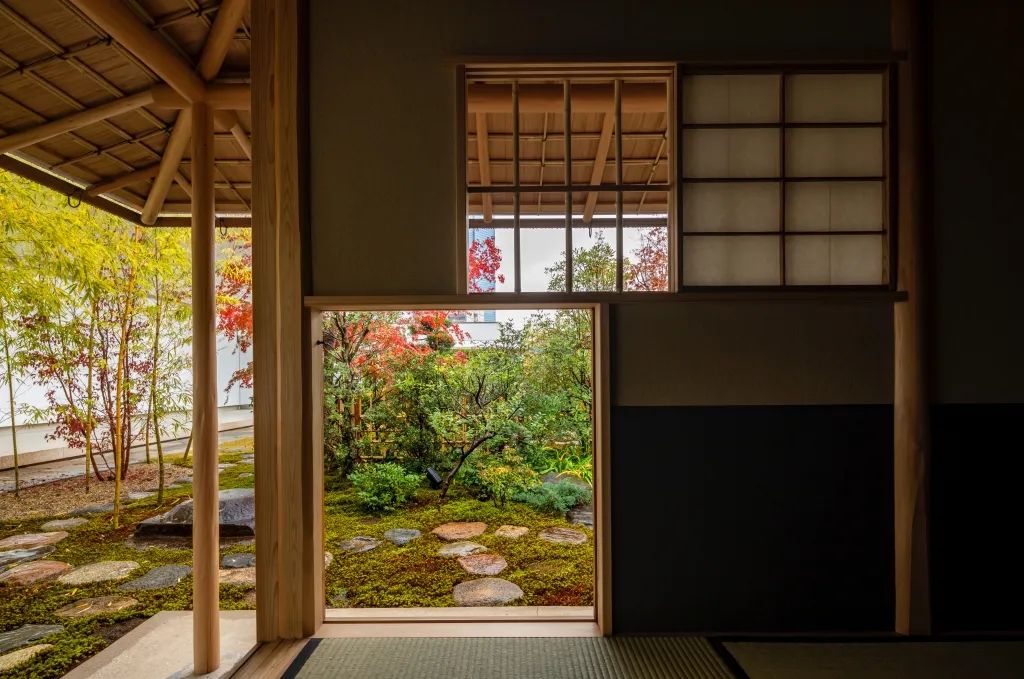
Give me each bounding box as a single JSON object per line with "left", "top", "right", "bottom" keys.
{"left": 463, "top": 66, "right": 890, "bottom": 293}
{"left": 464, "top": 66, "right": 673, "bottom": 293}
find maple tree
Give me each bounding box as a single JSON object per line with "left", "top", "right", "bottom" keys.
{"left": 216, "top": 228, "right": 254, "bottom": 390}
{"left": 467, "top": 235, "right": 505, "bottom": 293}
{"left": 625, "top": 226, "right": 670, "bottom": 291}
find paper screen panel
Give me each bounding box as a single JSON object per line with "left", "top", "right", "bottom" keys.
{"left": 785, "top": 181, "right": 884, "bottom": 232}
{"left": 785, "top": 234, "right": 885, "bottom": 285}
{"left": 786, "top": 128, "right": 883, "bottom": 177}
{"left": 683, "top": 235, "right": 780, "bottom": 285}
{"left": 683, "top": 182, "right": 779, "bottom": 232}
{"left": 683, "top": 128, "right": 779, "bottom": 178}
{"left": 682, "top": 74, "right": 780, "bottom": 124}
{"left": 786, "top": 73, "right": 884, "bottom": 123}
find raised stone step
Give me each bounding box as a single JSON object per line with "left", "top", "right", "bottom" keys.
{"left": 135, "top": 488, "right": 255, "bottom": 538}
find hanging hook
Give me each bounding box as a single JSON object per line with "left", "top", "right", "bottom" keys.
{"left": 66, "top": 189, "right": 83, "bottom": 208}
{"left": 218, "top": 220, "right": 228, "bottom": 237}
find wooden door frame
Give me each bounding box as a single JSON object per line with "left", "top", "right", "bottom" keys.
{"left": 304, "top": 299, "right": 613, "bottom": 635}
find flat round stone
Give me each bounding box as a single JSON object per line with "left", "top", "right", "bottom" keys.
{"left": 55, "top": 595, "right": 137, "bottom": 619}
{"left": 0, "top": 560, "right": 72, "bottom": 586}
{"left": 218, "top": 566, "right": 256, "bottom": 587}
{"left": 221, "top": 553, "right": 256, "bottom": 569}
{"left": 453, "top": 578, "right": 524, "bottom": 606}
{"left": 383, "top": 528, "right": 422, "bottom": 546}
{"left": 0, "top": 532, "right": 68, "bottom": 551}
{"left": 457, "top": 553, "right": 508, "bottom": 575}
{"left": 494, "top": 525, "right": 529, "bottom": 539}
{"left": 431, "top": 522, "right": 487, "bottom": 541}
{"left": 538, "top": 527, "right": 587, "bottom": 545}
{"left": 69, "top": 503, "right": 114, "bottom": 516}
{"left": 0, "top": 546, "right": 54, "bottom": 568}
{"left": 119, "top": 565, "right": 191, "bottom": 591}
{"left": 40, "top": 518, "right": 88, "bottom": 531}
{"left": 0, "top": 644, "right": 53, "bottom": 672}
{"left": 58, "top": 560, "right": 139, "bottom": 585}
{"left": 437, "top": 541, "right": 487, "bottom": 558}
{"left": 0, "top": 624, "right": 63, "bottom": 655}
{"left": 338, "top": 536, "right": 379, "bottom": 554}
{"left": 567, "top": 508, "right": 593, "bottom": 527}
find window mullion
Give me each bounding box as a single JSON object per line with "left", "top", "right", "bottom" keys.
{"left": 513, "top": 79, "right": 521, "bottom": 293}
{"left": 563, "top": 79, "right": 573, "bottom": 293}
{"left": 614, "top": 78, "right": 624, "bottom": 292}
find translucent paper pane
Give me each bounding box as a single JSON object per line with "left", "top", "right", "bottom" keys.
{"left": 786, "top": 73, "right": 884, "bottom": 123}
{"left": 682, "top": 235, "right": 780, "bottom": 285}
{"left": 467, "top": 192, "right": 514, "bottom": 293}
{"left": 683, "top": 129, "right": 779, "bottom": 178}
{"left": 571, "top": 226, "right": 617, "bottom": 292}
{"left": 683, "top": 182, "right": 779, "bottom": 232}
{"left": 786, "top": 182, "right": 884, "bottom": 232}
{"left": 785, "top": 234, "right": 885, "bottom": 285}
{"left": 786, "top": 128, "right": 883, "bottom": 177}
{"left": 682, "top": 74, "right": 780, "bottom": 124}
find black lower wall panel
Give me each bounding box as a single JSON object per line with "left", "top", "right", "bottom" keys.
{"left": 610, "top": 405, "right": 894, "bottom": 633}
{"left": 931, "top": 403, "right": 1024, "bottom": 633}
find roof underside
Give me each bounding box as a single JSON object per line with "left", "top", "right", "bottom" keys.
{"left": 0, "top": 0, "right": 250, "bottom": 225}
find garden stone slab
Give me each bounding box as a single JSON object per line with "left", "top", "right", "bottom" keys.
{"left": 567, "top": 508, "right": 593, "bottom": 527}
{"left": 70, "top": 503, "right": 114, "bottom": 516}
{"left": 0, "top": 532, "right": 68, "bottom": 551}
{"left": 538, "top": 527, "right": 587, "bottom": 545}
{"left": 40, "top": 518, "right": 88, "bottom": 531}
{"left": 119, "top": 565, "right": 191, "bottom": 591}
{"left": 437, "top": 541, "right": 487, "bottom": 558}
{"left": 218, "top": 463, "right": 236, "bottom": 470}
{"left": 0, "top": 545, "right": 54, "bottom": 567}
{"left": 0, "top": 644, "right": 52, "bottom": 671}
{"left": 383, "top": 528, "right": 421, "bottom": 546}
{"left": 0, "top": 560, "right": 71, "bottom": 586}
{"left": 55, "top": 595, "right": 137, "bottom": 619}
{"left": 58, "top": 560, "right": 139, "bottom": 585}
{"left": 238, "top": 472, "right": 253, "bottom": 479}
{"left": 218, "top": 566, "right": 256, "bottom": 587}
{"left": 431, "top": 522, "right": 486, "bottom": 541}
{"left": 338, "top": 536, "right": 379, "bottom": 554}
{"left": 457, "top": 553, "right": 508, "bottom": 575}
{"left": 221, "top": 553, "right": 256, "bottom": 569}
{"left": 135, "top": 488, "right": 255, "bottom": 538}
{"left": 123, "top": 490, "right": 154, "bottom": 502}
{"left": 0, "top": 624, "right": 63, "bottom": 655}
{"left": 453, "top": 578, "right": 524, "bottom": 606}
{"left": 324, "top": 552, "right": 334, "bottom": 568}
{"left": 494, "top": 525, "right": 529, "bottom": 539}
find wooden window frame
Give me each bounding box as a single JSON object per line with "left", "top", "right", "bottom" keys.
{"left": 677, "top": 64, "right": 896, "bottom": 291}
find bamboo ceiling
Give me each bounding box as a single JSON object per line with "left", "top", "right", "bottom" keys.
{"left": 0, "top": 0, "right": 251, "bottom": 226}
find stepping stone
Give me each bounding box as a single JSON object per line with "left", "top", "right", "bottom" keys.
{"left": 538, "top": 527, "right": 587, "bottom": 545}
{"left": 0, "top": 560, "right": 72, "bottom": 586}
{"left": 494, "top": 525, "right": 529, "bottom": 539}
{"left": 527, "top": 559, "right": 571, "bottom": 576}
{"left": 324, "top": 552, "right": 334, "bottom": 568}
{"left": 55, "top": 595, "right": 137, "bottom": 619}
{"left": 453, "top": 578, "right": 524, "bottom": 606}
{"left": 0, "top": 532, "right": 69, "bottom": 551}
{"left": 123, "top": 490, "right": 154, "bottom": 502}
{"left": 40, "top": 518, "right": 88, "bottom": 531}
{"left": 431, "top": 521, "right": 486, "bottom": 541}
{"left": 70, "top": 503, "right": 114, "bottom": 516}
{"left": 221, "top": 553, "right": 256, "bottom": 569}
{"left": 58, "top": 560, "right": 139, "bottom": 585}
{"left": 383, "top": 528, "right": 421, "bottom": 546}
{"left": 0, "top": 624, "right": 63, "bottom": 655}
{"left": 0, "top": 546, "right": 54, "bottom": 568}
{"left": 135, "top": 488, "right": 255, "bottom": 538}
{"left": 338, "top": 536, "right": 379, "bottom": 554}
{"left": 238, "top": 473, "right": 253, "bottom": 479}
{"left": 218, "top": 463, "right": 235, "bottom": 470}
{"left": 457, "top": 553, "right": 508, "bottom": 575}
{"left": 0, "top": 644, "right": 52, "bottom": 672}
{"left": 119, "top": 565, "right": 191, "bottom": 591}
{"left": 218, "top": 566, "right": 256, "bottom": 587}
{"left": 567, "top": 508, "right": 593, "bottom": 528}
{"left": 437, "top": 541, "right": 487, "bottom": 558}
{"left": 240, "top": 455, "right": 255, "bottom": 463}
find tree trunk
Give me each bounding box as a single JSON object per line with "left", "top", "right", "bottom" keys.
{"left": 151, "top": 271, "right": 164, "bottom": 503}
{"left": 84, "top": 304, "right": 98, "bottom": 488}
{"left": 438, "top": 434, "right": 495, "bottom": 498}
{"left": 1, "top": 306, "right": 20, "bottom": 498}
{"left": 182, "top": 428, "right": 193, "bottom": 464}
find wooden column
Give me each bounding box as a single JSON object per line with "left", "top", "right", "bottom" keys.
{"left": 191, "top": 100, "right": 220, "bottom": 672}
{"left": 892, "top": 0, "right": 931, "bottom": 636}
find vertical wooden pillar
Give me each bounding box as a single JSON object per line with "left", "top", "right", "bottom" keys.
{"left": 191, "top": 100, "right": 220, "bottom": 672}
{"left": 892, "top": 0, "right": 931, "bottom": 636}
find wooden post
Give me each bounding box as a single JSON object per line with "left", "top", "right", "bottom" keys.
{"left": 892, "top": 0, "right": 931, "bottom": 636}
{"left": 191, "top": 100, "right": 220, "bottom": 672}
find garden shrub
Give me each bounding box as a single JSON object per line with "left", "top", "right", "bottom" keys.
{"left": 348, "top": 462, "right": 421, "bottom": 512}
{"left": 476, "top": 454, "right": 540, "bottom": 507}
{"left": 513, "top": 480, "right": 592, "bottom": 514}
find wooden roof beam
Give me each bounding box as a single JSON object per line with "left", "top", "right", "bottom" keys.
{"left": 583, "top": 113, "right": 615, "bottom": 224}
{"left": 475, "top": 113, "right": 493, "bottom": 223}
{"left": 468, "top": 82, "right": 666, "bottom": 114}
{"left": 84, "top": 163, "right": 159, "bottom": 196}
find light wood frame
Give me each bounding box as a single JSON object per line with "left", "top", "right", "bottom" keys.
{"left": 304, "top": 299, "right": 614, "bottom": 635}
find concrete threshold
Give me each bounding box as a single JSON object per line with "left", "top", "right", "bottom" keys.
{"left": 62, "top": 610, "right": 257, "bottom": 679}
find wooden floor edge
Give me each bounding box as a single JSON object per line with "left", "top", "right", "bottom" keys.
{"left": 230, "top": 639, "right": 307, "bottom": 679}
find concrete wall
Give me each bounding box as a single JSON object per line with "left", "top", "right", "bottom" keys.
{"left": 307, "top": 0, "right": 1023, "bottom": 634}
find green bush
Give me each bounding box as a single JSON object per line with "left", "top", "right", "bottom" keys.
{"left": 513, "top": 480, "right": 592, "bottom": 515}
{"left": 477, "top": 454, "right": 540, "bottom": 507}
{"left": 348, "top": 462, "right": 421, "bottom": 512}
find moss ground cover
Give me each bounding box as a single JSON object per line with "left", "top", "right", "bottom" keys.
{"left": 0, "top": 437, "right": 592, "bottom": 678}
